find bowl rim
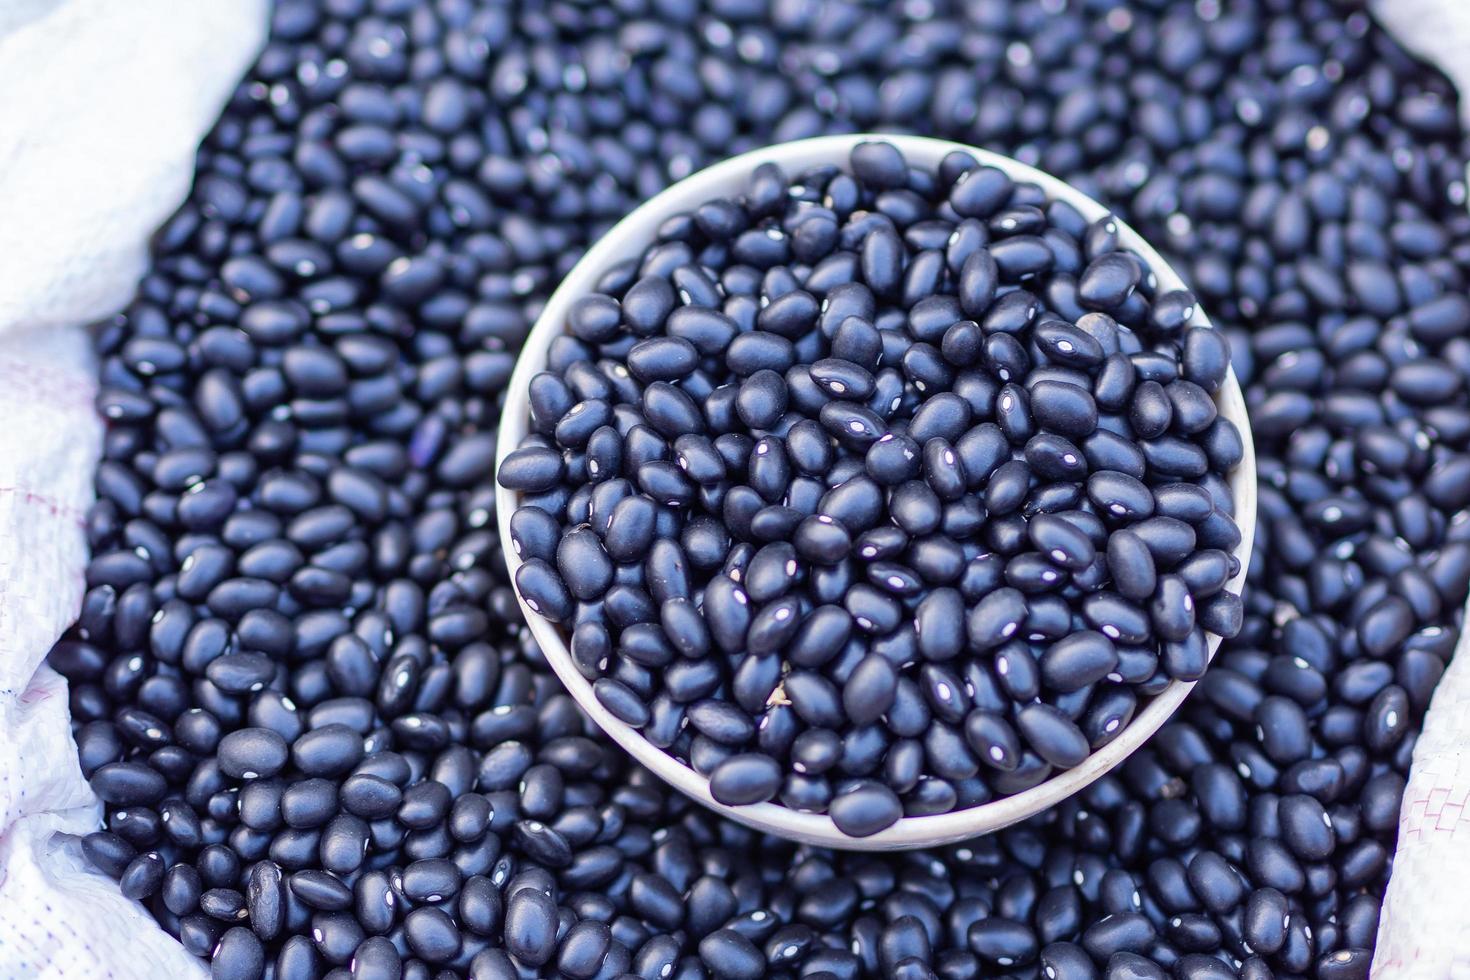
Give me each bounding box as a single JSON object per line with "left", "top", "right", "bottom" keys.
{"left": 495, "top": 133, "right": 1257, "bottom": 851}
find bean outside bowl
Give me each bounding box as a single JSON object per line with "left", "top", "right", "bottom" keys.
{"left": 496, "top": 134, "right": 1257, "bottom": 851}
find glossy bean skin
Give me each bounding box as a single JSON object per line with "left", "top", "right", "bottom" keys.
{"left": 57, "top": 1, "right": 1470, "bottom": 976}
{"left": 504, "top": 137, "right": 1248, "bottom": 838}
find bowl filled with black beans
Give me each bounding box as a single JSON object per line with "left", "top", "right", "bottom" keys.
{"left": 496, "top": 134, "right": 1256, "bottom": 850}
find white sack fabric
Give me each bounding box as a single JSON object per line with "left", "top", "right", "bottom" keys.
{"left": 1, "top": 0, "right": 1470, "bottom": 977}
{"left": 1366, "top": 5, "right": 1470, "bottom": 977}
{"left": 0, "top": 1, "right": 267, "bottom": 976}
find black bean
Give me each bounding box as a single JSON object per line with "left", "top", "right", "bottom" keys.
{"left": 589, "top": 677, "right": 645, "bottom": 726}
{"left": 403, "top": 906, "right": 460, "bottom": 963}
{"left": 1017, "top": 704, "right": 1091, "bottom": 769}
{"left": 61, "top": 2, "right": 1470, "bottom": 970}
{"left": 948, "top": 166, "right": 1010, "bottom": 219}
{"left": 990, "top": 235, "right": 1053, "bottom": 279}
{"left": 334, "top": 774, "right": 395, "bottom": 821}
{"left": 1130, "top": 516, "right": 1197, "bottom": 568}
{"left": 829, "top": 782, "right": 903, "bottom": 838}
{"left": 211, "top": 927, "right": 265, "bottom": 980}
{"left": 866, "top": 433, "right": 921, "bottom": 486}
{"left": 914, "top": 588, "right": 965, "bottom": 661}
{"left": 1081, "top": 911, "right": 1154, "bottom": 959}
{"left": 1277, "top": 793, "right": 1335, "bottom": 861}
{"left": 1040, "top": 632, "right": 1118, "bottom": 694}
{"left": 1181, "top": 328, "right": 1230, "bottom": 393}
{"left": 1178, "top": 851, "right": 1240, "bottom": 915}
{"left": 90, "top": 761, "right": 168, "bottom": 805}
{"left": 1150, "top": 575, "right": 1196, "bottom": 643}
{"left": 1088, "top": 471, "right": 1154, "bottom": 520}
{"left": 447, "top": 874, "right": 501, "bottom": 940}
{"left": 217, "top": 729, "right": 289, "bottom": 780}
{"left": 291, "top": 724, "right": 363, "bottom": 778}
{"left": 1129, "top": 381, "right": 1173, "bottom": 439}
{"left": 843, "top": 655, "right": 899, "bottom": 725}
{"left": 698, "top": 928, "right": 765, "bottom": 980}
{"left": 967, "top": 587, "right": 1026, "bottom": 650}
{"left": 1079, "top": 253, "right": 1141, "bottom": 309}
{"left": 963, "top": 712, "right": 1021, "bottom": 773}
{"left": 1031, "top": 380, "right": 1099, "bottom": 440}
{"left": 545, "top": 919, "right": 609, "bottom": 980}
{"left": 1240, "top": 887, "right": 1290, "bottom": 955}
{"left": 727, "top": 331, "right": 794, "bottom": 377}
{"left": 1029, "top": 514, "right": 1096, "bottom": 571}
{"left": 504, "top": 887, "right": 558, "bottom": 966}
{"left": 319, "top": 814, "right": 369, "bottom": 876}
{"left": 242, "top": 861, "right": 285, "bottom": 941}
{"left": 515, "top": 559, "right": 573, "bottom": 623}
{"left": 851, "top": 141, "right": 908, "bottom": 190}
{"left": 858, "top": 223, "right": 903, "bottom": 299}
{"left": 162, "top": 863, "right": 203, "bottom": 916}
{"left": 1197, "top": 591, "right": 1243, "bottom": 639}
{"left": 347, "top": 936, "right": 400, "bottom": 980}
{"left": 556, "top": 526, "right": 615, "bottom": 601}
{"left": 396, "top": 858, "right": 461, "bottom": 904}
{"left": 288, "top": 869, "right": 352, "bottom": 911}
{"left": 1105, "top": 530, "right": 1157, "bottom": 603}
{"left": 497, "top": 446, "right": 563, "bottom": 492}
{"left": 967, "top": 917, "right": 1037, "bottom": 967}
{"left": 120, "top": 851, "right": 166, "bottom": 899}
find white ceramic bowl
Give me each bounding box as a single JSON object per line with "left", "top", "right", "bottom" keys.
{"left": 496, "top": 134, "right": 1257, "bottom": 851}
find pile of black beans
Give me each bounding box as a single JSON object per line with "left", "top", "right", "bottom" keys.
{"left": 46, "top": 0, "right": 1470, "bottom": 977}
{"left": 498, "top": 139, "right": 1246, "bottom": 836}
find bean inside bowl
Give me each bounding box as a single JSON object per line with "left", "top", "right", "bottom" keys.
{"left": 496, "top": 134, "right": 1256, "bottom": 850}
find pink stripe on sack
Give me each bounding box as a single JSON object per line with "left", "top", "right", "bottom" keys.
{"left": 0, "top": 487, "right": 87, "bottom": 526}
{"left": 0, "top": 361, "right": 95, "bottom": 413}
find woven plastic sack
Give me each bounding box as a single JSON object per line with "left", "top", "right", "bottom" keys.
{"left": 0, "top": 1, "right": 266, "bottom": 976}
{"left": 1368, "top": 2, "right": 1470, "bottom": 971}
{"left": 0, "top": 2, "right": 1467, "bottom": 977}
